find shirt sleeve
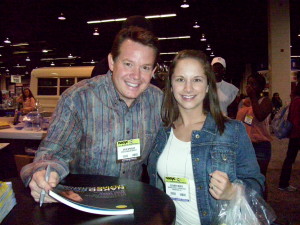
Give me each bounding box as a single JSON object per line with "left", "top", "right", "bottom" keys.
{"left": 235, "top": 121, "right": 265, "bottom": 195}
{"left": 20, "top": 94, "right": 83, "bottom": 186}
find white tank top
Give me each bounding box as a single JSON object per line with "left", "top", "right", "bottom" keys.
{"left": 157, "top": 128, "right": 201, "bottom": 225}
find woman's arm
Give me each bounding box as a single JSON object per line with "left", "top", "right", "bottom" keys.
{"left": 235, "top": 122, "right": 265, "bottom": 195}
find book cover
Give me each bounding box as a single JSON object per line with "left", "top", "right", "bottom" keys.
{"left": 49, "top": 184, "right": 134, "bottom": 215}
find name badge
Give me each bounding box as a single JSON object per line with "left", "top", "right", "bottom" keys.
{"left": 116, "top": 139, "right": 141, "bottom": 162}
{"left": 165, "top": 177, "right": 190, "bottom": 202}
{"left": 244, "top": 114, "right": 253, "bottom": 125}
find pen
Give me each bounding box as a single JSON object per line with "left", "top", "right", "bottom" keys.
{"left": 39, "top": 165, "right": 51, "bottom": 207}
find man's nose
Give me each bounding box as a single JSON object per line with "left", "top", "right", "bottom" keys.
{"left": 131, "top": 66, "right": 141, "bottom": 80}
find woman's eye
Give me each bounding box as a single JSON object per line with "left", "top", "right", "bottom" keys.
{"left": 175, "top": 78, "right": 184, "bottom": 82}
{"left": 194, "top": 78, "right": 202, "bottom": 82}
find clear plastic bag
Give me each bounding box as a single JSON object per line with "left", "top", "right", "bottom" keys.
{"left": 212, "top": 183, "right": 277, "bottom": 225}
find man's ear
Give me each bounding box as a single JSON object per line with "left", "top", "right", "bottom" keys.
{"left": 108, "top": 53, "right": 114, "bottom": 71}
{"left": 151, "top": 65, "right": 157, "bottom": 78}
{"left": 206, "top": 85, "right": 209, "bottom": 93}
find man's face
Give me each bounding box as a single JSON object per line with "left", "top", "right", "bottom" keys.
{"left": 212, "top": 63, "right": 225, "bottom": 82}
{"left": 108, "top": 39, "right": 156, "bottom": 107}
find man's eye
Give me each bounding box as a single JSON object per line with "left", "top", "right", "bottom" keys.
{"left": 142, "top": 66, "right": 152, "bottom": 71}
{"left": 124, "top": 62, "right": 132, "bottom": 67}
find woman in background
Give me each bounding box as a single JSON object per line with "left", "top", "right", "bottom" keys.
{"left": 148, "top": 50, "right": 264, "bottom": 225}
{"left": 236, "top": 73, "right": 272, "bottom": 199}
{"left": 17, "top": 88, "right": 36, "bottom": 114}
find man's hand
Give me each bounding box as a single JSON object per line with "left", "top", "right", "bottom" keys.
{"left": 209, "top": 170, "right": 237, "bottom": 200}
{"left": 29, "top": 169, "right": 60, "bottom": 203}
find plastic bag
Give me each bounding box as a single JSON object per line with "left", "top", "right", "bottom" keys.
{"left": 212, "top": 183, "right": 276, "bottom": 225}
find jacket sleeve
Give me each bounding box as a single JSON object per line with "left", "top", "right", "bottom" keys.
{"left": 235, "top": 121, "right": 265, "bottom": 195}
{"left": 20, "top": 93, "right": 83, "bottom": 186}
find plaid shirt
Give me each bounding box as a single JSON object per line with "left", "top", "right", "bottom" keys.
{"left": 21, "top": 72, "right": 163, "bottom": 186}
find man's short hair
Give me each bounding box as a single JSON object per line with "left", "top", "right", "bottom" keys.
{"left": 110, "top": 26, "right": 160, "bottom": 66}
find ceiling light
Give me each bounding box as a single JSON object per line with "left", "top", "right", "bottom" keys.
{"left": 68, "top": 54, "right": 73, "bottom": 58}
{"left": 298, "top": 34, "right": 300, "bottom": 37}
{"left": 51, "top": 62, "right": 55, "bottom": 66}
{"left": 42, "top": 49, "right": 48, "bottom": 53}
{"left": 210, "top": 52, "right": 215, "bottom": 57}
{"left": 158, "top": 36, "right": 190, "bottom": 40}
{"left": 58, "top": 13, "right": 66, "bottom": 20}
{"left": 87, "top": 14, "right": 176, "bottom": 24}
{"left": 91, "top": 59, "right": 95, "bottom": 64}
{"left": 181, "top": 0, "right": 189, "bottom": 8}
{"left": 193, "top": 21, "right": 200, "bottom": 29}
{"left": 4, "top": 38, "right": 11, "bottom": 44}
{"left": 12, "top": 42, "right": 29, "bottom": 47}
{"left": 0, "top": 54, "right": 2, "bottom": 57}
{"left": 6, "top": 69, "right": 9, "bottom": 72}
{"left": 93, "top": 28, "right": 99, "bottom": 36}
{"left": 160, "top": 52, "right": 178, "bottom": 55}
{"left": 206, "top": 44, "right": 211, "bottom": 51}
{"left": 200, "top": 34, "right": 206, "bottom": 41}
{"left": 26, "top": 56, "right": 30, "bottom": 61}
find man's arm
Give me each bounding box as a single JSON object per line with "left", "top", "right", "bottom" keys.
{"left": 20, "top": 93, "right": 83, "bottom": 186}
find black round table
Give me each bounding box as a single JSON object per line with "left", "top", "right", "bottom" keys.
{"left": 2, "top": 174, "right": 175, "bottom": 225}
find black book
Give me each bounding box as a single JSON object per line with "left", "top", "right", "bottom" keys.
{"left": 49, "top": 184, "right": 134, "bottom": 215}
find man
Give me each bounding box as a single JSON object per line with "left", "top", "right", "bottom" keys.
{"left": 211, "top": 57, "right": 239, "bottom": 117}
{"left": 21, "top": 26, "right": 163, "bottom": 203}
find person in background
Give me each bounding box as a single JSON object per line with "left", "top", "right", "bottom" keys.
{"left": 211, "top": 57, "right": 239, "bottom": 118}
{"left": 236, "top": 72, "right": 272, "bottom": 199}
{"left": 91, "top": 15, "right": 153, "bottom": 77}
{"left": 271, "top": 92, "right": 282, "bottom": 120}
{"left": 16, "top": 88, "right": 36, "bottom": 114}
{"left": 21, "top": 26, "right": 162, "bottom": 204}
{"left": 278, "top": 84, "right": 300, "bottom": 192}
{"left": 148, "top": 50, "right": 264, "bottom": 225}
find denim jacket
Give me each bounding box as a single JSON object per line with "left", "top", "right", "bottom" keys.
{"left": 147, "top": 113, "right": 265, "bottom": 225}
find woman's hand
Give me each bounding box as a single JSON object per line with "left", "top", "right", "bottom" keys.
{"left": 209, "top": 170, "right": 237, "bottom": 200}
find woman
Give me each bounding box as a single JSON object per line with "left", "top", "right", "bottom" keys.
{"left": 148, "top": 50, "right": 264, "bottom": 225}
{"left": 236, "top": 73, "right": 272, "bottom": 200}
{"left": 17, "top": 88, "right": 36, "bottom": 114}
{"left": 279, "top": 84, "right": 300, "bottom": 191}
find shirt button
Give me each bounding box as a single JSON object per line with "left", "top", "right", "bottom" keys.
{"left": 195, "top": 158, "right": 200, "bottom": 162}
{"left": 199, "top": 186, "right": 203, "bottom": 190}
{"left": 195, "top": 134, "right": 200, "bottom": 139}
{"left": 127, "top": 130, "right": 130, "bottom": 134}
{"left": 202, "top": 211, "right": 207, "bottom": 216}
{"left": 122, "top": 171, "right": 125, "bottom": 174}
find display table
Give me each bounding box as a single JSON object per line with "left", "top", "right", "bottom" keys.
{"left": 2, "top": 174, "right": 176, "bottom": 225}
{"left": 0, "top": 127, "right": 47, "bottom": 140}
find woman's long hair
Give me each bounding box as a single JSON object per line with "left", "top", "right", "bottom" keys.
{"left": 22, "top": 88, "right": 35, "bottom": 101}
{"left": 161, "top": 50, "right": 227, "bottom": 134}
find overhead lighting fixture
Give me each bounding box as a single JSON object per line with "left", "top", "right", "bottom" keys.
{"left": 206, "top": 44, "right": 211, "bottom": 51}
{"left": 160, "top": 52, "right": 178, "bottom": 55}
{"left": 42, "top": 49, "right": 49, "bottom": 53}
{"left": 181, "top": 0, "right": 189, "bottom": 8}
{"left": 25, "top": 56, "right": 30, "bottom": 61}
{"left": 12, "top": 42, "right": 29, "bottom": 47}
{"left": 58, "top": 13, "right": 66, "bottom": 20}
{"left": 68, "top": 54, "right": 73, "bottom": 58}
{"left": 193, "top": 21, "right": 200, "bottom": 29}
{"left": 87, "top": 14, "right": 176, "bottom": 24}
{"left": 0, "top": 54, "right": 2, "bottom": 57}
{"left": 158, "top": 36, "right": 190, "bottom": 40}
{"left": 298, "top": 34, "right": 300, "bottom": 37}
{"left": 6, "top": 68, "right": 9, "bottom": 72}
{"left": 93, "top": 28, "right": 100, "bottom": 36}
{"left": 4, "top": 38, "right": 11, "bottom": 44}
{"left": 51, "top": 62, "right": 55, "bottom": 66}
{"left": 145, "top": 14, "right": 176, "bottom": 19}
{"left": 210, "top": 52, "right": 215, "bottom": 57}
{"left": 200, "top": 34, "right": 206, "bottom": 41}
{"left": 91, "top": 59, "right": 95, "bottom": 64}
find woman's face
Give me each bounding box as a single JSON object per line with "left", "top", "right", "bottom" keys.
{"left": 24, "top": 89, "right": 30, "bottom": 97}
{"left": 171, "top": 58, "right": 208, "bottom": 112}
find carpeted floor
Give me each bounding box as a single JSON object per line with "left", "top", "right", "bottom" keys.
{"left": 267, "top": 169, "right": 300, "bottom": 225}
